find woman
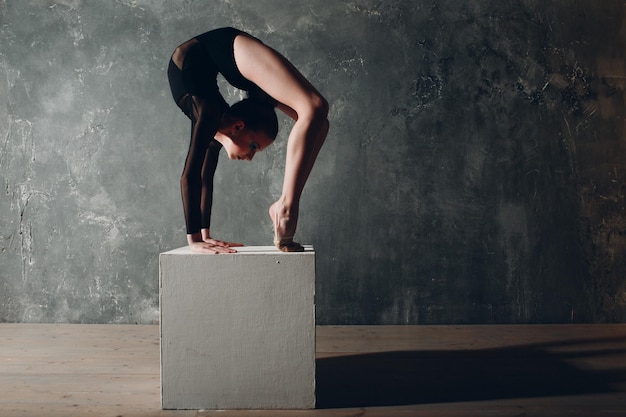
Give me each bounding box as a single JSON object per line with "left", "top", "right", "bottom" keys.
{"left": 168, "top": 27, "right": 329, "bottom": 254}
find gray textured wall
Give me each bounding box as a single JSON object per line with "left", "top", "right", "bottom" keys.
{"left": 1, "top": 0, "right": 625, "bottom": 324}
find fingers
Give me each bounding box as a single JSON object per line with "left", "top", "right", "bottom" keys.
{"left": 210, "top": 245, "right": 237, "bottom": 254}
{"left": 189, "top": 241, "right": 238, "bottom": 254}
{"left": 198, "top": 246, "right": 236, "bottom": 254}
{"left": 205, "top": 238, "right": 244, "bottom": 248}
{"left": 225, "top": 242, "right": 245, "bottom": 247}
{"left": 274, "top": 238, "right": 304, "bottom": 252}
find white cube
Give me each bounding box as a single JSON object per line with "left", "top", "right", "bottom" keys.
{"left": 159, "top": 245, "right": 316, "bottom": 410}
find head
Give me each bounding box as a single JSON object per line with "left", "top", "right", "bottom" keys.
{"left": 219, "top": 98, "right": 278, "bottom": 161}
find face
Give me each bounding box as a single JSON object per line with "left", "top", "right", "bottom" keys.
{"left": 225, "top": 127, "right": 274, "bottom": 161}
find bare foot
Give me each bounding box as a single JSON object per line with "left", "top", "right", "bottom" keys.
{"left": 269, "top": 201, "right": 304, "bottom": 252}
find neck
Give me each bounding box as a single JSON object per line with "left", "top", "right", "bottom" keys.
{"left": 213, "top": 130, "right": 229, "bottom": 146}
{"left": 214, "top": 114, "right": 235, "bottom": 145}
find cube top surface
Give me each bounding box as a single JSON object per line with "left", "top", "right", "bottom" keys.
{"left": 161, "top": 245, "right": 314, "bottom": 255}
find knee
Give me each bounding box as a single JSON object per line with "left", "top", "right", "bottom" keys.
{"left": 299, "top": 93, "right": 328, "bottom": 122}
{"left": 310, "top": 94, "right": 329, "bottom": 138}
{"left": 321, "top": 117, "right": 330, "bottom": 136}
{"left": 316, "top": 96, "right": 330, "bottom": 137}
{"left": 294, "top": 92, "right": 329, "bottom": 129}
{"left": 311, "top": 94, "right": 329, "bottom": 120}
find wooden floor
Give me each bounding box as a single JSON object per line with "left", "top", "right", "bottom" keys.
{"left": 1, "top": 324, "right": 626, "bottom": 417}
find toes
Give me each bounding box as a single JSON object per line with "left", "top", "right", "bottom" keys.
{"left": 275, "top": 239, "right": 304, "bottom": 252}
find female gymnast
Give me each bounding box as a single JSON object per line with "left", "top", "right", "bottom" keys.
{"left": 167, "top": 27, "right": 329, "bottom": 254}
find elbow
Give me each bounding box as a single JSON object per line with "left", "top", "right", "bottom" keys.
{"left": 180, "top": 172, "right": 200, "bottom": 189}
{"left": 180, "top": 175, "right": 188, "bottom": 191}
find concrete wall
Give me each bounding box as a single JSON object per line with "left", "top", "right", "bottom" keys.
{"left": 1, "top": 0, "right": 625, "bottom": 324}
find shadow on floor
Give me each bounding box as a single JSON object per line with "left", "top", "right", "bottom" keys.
{"left": 315, "top": 337, "right": 626, "bottom": 408}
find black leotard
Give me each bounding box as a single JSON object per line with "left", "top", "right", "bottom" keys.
{"left": 167, "top": 27, "right": 272, "bottom": 114}
{"left": 195, "top": 27, "right": 259, "bottom": 91}
{"left": 167, "top": 27, "right": 274, "bottom": 234}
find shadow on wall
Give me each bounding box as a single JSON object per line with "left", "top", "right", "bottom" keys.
{"left": 315, "top": 336, "right": 626, "bottom": 408}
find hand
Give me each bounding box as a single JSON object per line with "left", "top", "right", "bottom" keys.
{"left": 201, "top": 228, "right": 243, "bottom": 248}
{"left": 187, "top": 231, "right": 242, "bottom": 254}
{"left": 202, "top": 236, "right": 244, "bottom": 248}
{"left": 189, "top": 241, "right": 237, "bottom": 254}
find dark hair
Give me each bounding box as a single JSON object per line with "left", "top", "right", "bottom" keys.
{"left": 224, "top": 98, "right": 279, "bottom": 140}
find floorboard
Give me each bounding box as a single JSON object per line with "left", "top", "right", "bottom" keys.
{"left": 1, "top": 324, "right": 625, "bottom": 417}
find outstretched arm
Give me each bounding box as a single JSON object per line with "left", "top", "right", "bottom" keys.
{"left": 180, "top": 95, "right": 238, "bottom": 254}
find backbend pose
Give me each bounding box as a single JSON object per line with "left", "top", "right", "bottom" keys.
{"left": 167, "top": 27, "right": 329, "bottom": 254}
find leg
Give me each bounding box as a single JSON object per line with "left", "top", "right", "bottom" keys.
{"left": 234, "top": 35, "right": 330, "bottom": 250}
{"left": 270, "top": 119, "right": 328, "bottom": 251}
